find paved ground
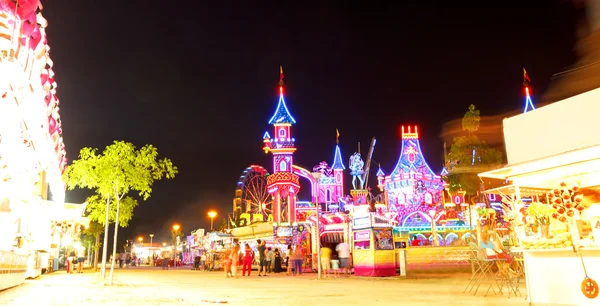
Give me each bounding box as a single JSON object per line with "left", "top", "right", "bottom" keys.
{"left": 0, "top": 266, "right": 528, "bottom": 305}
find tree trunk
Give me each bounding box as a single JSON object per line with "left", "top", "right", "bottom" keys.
{"left": 109, "top": 193, "right": 121, "bottom": 285}
{"left": 94, "top": 232, "right": 100, "bottom": 272}
{"left": 101, "top": 196, "right": 110, "bottom": 279}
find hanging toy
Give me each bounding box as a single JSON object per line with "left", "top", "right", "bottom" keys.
{"left": 576, "top": 247, "right": 599, "bottom": 299}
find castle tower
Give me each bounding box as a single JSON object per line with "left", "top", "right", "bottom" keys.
{"left": 331, "top": 144, "right": 345, "bottom": 204}
{"left": 382, "top": 126, "right": 444, "bottom": 214}
{"left": 262, "top": 66, "right": 300, "bottom": 224}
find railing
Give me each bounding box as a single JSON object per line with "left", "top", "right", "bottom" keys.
{"left": 405, "top": 246, "right": 472, "bottom": 271}
{"left": 0, "top": 250, "right": 28, "bottom": 290}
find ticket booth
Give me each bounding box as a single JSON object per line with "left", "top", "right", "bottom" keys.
{"left": 352, "top": 214, "right": 396, "bottom": 277}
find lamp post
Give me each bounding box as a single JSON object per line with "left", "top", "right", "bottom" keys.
{"left": 173, "top": 225, "right": 181, "bottom": 267}
{"left": 149, "top": 234, "right": 154, "bottom": 248}
{"left": 429, "top": 210, "right": 439, "bottom": 247}
{"left": 149, "top": 234, "right": 154, "bottom": 266}
{"left": 311, "top": 172, "right": 323, "bottom": 279}
{"left": 138, "top": 236, "right": 143, "bottom": 245}
{"left": 208, "top": 211, "right": 217, "bottom": 231}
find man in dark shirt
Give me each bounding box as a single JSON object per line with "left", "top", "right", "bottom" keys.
{"left": 257, "top": 239, "right": 267, "bottom": 276}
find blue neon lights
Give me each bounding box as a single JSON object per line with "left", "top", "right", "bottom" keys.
{"left": 331, "top": 145, "right": 345, "bottom": 170}
{"left": 524, "top": 93, "right": 535, "bottom": 113}
{"left": 376, "top": 168, "right": 385, "bottom": 176}
{"left": 268, "top": 91, "right": 297, "bottom": 125}
{"left": 390, "top": 138, "right": 436, "bottom": 177}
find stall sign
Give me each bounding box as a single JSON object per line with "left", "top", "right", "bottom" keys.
{"left": 353, "top": 216, "right": 371, "bottom": 229}
{"left": 277, "top": 226, "right": 293, "bottom": 237}
{"left": 354, "top": 230, "right": 370, "bottom": 241}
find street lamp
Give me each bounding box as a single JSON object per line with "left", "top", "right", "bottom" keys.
{"left": 208, "top": 211, "right": 217, "bottom": 231}
{"left": 311, "top": 172, "right": 323, "bottom": 279}
{"left": 138, "top": 236, "right": 143, "bottom": 246}
{"left": 149, "top": 234, "right": 154, "bottom": 248}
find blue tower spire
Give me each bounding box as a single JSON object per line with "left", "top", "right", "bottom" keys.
{"left": 331, "top": 145, "right": 345, "bottom": 170}
{"left": 268, "top": 66, "right": 296, "bottom": 125}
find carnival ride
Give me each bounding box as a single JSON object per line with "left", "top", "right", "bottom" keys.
{"left": 232, "top": 165, "right": 272, "bottom": 224}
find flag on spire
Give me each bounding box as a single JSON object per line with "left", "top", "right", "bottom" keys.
{"left": 523, "top": 67, "right": 531, "bottom": 86}
{"left": 279, "top": 65, "right": 284, "bottom": 85}
{"left": 336, "top": 129, "right": 340, "bottom": 144}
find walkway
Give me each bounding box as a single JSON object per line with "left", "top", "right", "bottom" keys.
{"left": 0, "top": 266, "right": 527, "bottom": 305}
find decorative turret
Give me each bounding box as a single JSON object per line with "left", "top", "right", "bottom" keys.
{"left": 376, "top": 168, "right": 385, "bottom": 192}
{"left": 268, "top": 66, "right": 296, "bottom": 125}
{"left": 262, "top": 132, "right": 271, "bottom": 153}
{"left": 263, "top": 66, "right": 300, "bottom": 224}
{"left": 522, "top": 67, "right": 536, "bottom": 113}
{"left": 331, "top": 145, "right": 345, "bottom": 170}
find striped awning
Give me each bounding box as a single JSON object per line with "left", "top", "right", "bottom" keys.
{"left": 320, "top": 232, "right": 344, "bottom": 244}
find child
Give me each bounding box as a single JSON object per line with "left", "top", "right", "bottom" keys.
{"left": 331, "top": 259, "right": 340, "bottom": 278}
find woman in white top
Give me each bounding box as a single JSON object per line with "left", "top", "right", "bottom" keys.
{"left": 285, "top": 244, "right": 292, "bottom": 275}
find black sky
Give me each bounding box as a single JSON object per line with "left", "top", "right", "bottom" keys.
{"left": 43, "top": 1, "right": 578, "bottom": 244}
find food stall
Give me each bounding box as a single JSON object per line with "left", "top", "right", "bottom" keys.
{"left": 479, "top": 88, "right": 600, "bottom": 305}
{"left": 352, "top": 213, "right": 396, "bottom": 277}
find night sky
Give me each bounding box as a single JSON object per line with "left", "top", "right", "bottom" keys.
{"left": 43, "top": 2, "right": 579, "bottom": 245}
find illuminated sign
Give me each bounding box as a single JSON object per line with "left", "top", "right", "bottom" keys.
{"left": 353, "top": 216, "right": 371, "bottom": 229}
{"left": 276, "top": 226, "right": 292, "bottom": 237}
{"left": 354, "top": 230, "right": 370, "bottom": 241}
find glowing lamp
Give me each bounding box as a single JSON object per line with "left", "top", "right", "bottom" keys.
{"left": 173, "top": 224, "right": 180, "bottom": 231}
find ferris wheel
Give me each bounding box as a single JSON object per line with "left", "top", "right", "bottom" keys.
{"left": 233, "top": 165, "right": 272, "bottom": 215}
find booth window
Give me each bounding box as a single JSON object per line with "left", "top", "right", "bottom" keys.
{"left": 354, "top": 240, "right": 370, "bottom": 250}
{"left": 374, "top": 229, "right": 394, "bottom": 250}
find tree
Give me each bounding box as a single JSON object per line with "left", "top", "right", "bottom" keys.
{"left": 82, "top": 194, "right": 138, "bottom": 271}
{"left": 462, "top": 104, "right": 481, "bottom": 136}
{"left": 82, "top": 220, "right": 105, "bottom": 271}
{"left": 218, "top": 218, "right": 227, "bottom": 231}
{"left": 64, "top": 141, "right": 177, "bottom": 285}
{"left": 445, "top": 105, "right": 503, "bottom": 196}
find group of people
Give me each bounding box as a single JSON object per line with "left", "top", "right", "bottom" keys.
{"left": 218, "top": 239, "right": 354, "bottom": 278}
{"left": 222, "top": 239, "right": 307, "bottom": 278}
{"left": 319, "top": 241, "right": 351, "bottom": 278}
{"left": 64, "top": 246, "right": 86, "bottom": 274}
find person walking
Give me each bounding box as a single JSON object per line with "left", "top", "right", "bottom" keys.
{"left": 266, "top": 247, "right": 273, "bottom": 273}
{"left": 273, "top": 248, "right": 282, "bottom": 273}
{"left": 230, "top": 243, "right": 240, "bottom": 278}
{"left": 320, "top": 245, "right": 332, "bottom": 278}
{"left": 161, "top": 251, "right": 169, "bottom": 270}
{"left": 336, "top": 241, "right": 351, "bottom": 275}
{"left": 76, "top": 245, "right": 85, "bottom": 274}
{"left": 242, "top": 244, "right": 254, "bottom": 276}
{"left": 285, "top": 244, "right": 292, "bottom": 275}
{"left": 292, "top": 245, "right": 304, "bottom": 276}
{"left": 257, "top": 239, "right": 267, "bottom": 276}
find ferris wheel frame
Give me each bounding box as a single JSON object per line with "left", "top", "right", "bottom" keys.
{"left": 233, "top": 165, "right": 272, "bottom": 217}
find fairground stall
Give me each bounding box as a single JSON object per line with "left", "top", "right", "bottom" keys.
{"left": 0, "top": 0, "right": 70, "bottom": 290}
{"left": 479, "top": 88, "right": 600, "bottom": 305}
{"left": 352, "top": 213, "right": 396, "bottom": 276}
{"left": 204, "top": 232, "right": 234, "bottom": 270}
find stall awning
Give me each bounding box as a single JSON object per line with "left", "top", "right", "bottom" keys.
{"left": 320, "top": 232, "right": 344, "bottom": 244}
{"left": 481, "top": 185, "right": 551, "bottom": 197}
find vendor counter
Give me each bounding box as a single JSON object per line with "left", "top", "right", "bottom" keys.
{"left": 522, "top": 247, "right": 600, "bottom": 306}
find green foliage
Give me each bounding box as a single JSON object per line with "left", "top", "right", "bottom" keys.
{"left": 462, "top": 104, "right": 481, "bottom": 135}
{"left": 64, "top": 140, "right": 178, "bottom": 226}
{"left": 218, "top": 218, "right": 227, "bottom": 231}
{"left": 447, "top": 136, "right": 502, "bottom": 168}
{"left": 84, "top": 194, "right": 138, "bottom": 227}
{"left": 445, "top": 105, "right": 503, "bottom": 195}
